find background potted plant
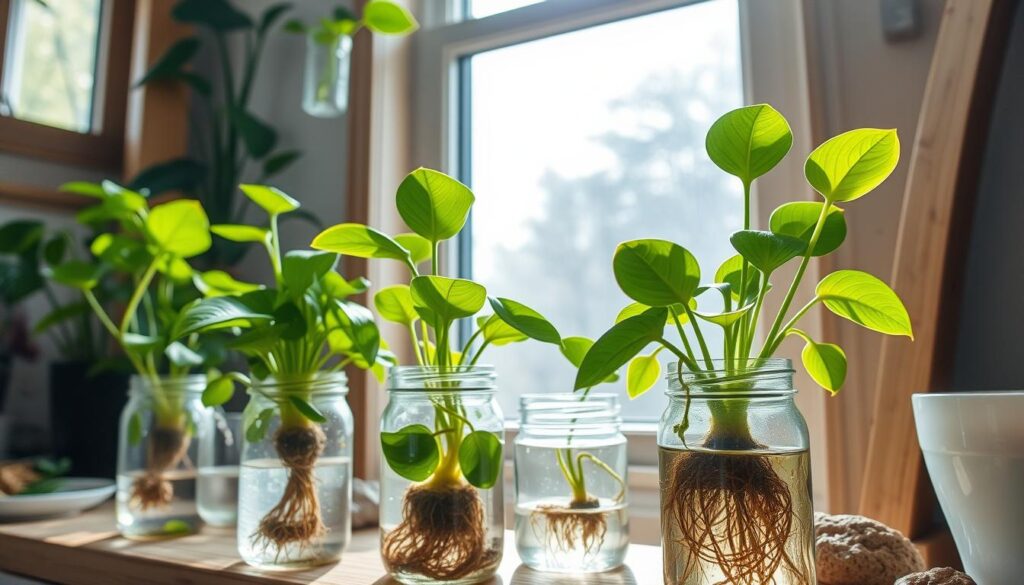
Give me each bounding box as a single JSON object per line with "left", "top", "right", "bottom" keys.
{"left": 574, "top": 104, "right": 912, "bottom": 585}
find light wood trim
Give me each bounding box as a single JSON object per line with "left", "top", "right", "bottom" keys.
{"left": 859, "top": 0, "right": 1016, "bottom": 537}
{"left": 914, "top": 529, "right": 962, "bottom": 570}
{"left": 122, "top": 0, "right": 190, "bottom": 181}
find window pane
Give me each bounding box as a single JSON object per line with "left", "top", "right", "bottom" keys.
{"left": 1, "top": 0, "right": 103, "bottom": 133}
{"left": 464, "top": 0, "right": 743, "bottom": 421}
{"left": 469, "top": 0, "right": 545, "bottom": 19}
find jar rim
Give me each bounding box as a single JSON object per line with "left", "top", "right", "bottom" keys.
{"left": 665, "top": 358, "right": 795, "bottom": 397}
{"left": 250, "top": 371, "right": 349, "bottom": 396}
{"left": 128, "top": 374, "right": 206, "bottom": 395}
{"left": 519, "top": 393, "right": 622, "bottom": 427}
{"left": 387, "top": 365, "right": 497, "bottom": 393}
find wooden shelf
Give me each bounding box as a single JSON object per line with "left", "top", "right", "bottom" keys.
{"left": 0, "top": 503, "right": 661, "bottom": 584}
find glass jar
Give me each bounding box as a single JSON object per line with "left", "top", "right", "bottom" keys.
{"left": 237, "top": 372, "right": 353, "bottom": 569}
{"left": 515, "top": 393, "right": 628, "bottom": 573}
{"left": 116, "top": 375, "right": 209, "bottom": 539}
{"left": 380, "top": 366, "right": 504, "bottom": 585}
{"left": 658, "top": 359, "right": 814, "bottom": 585}
{"left": 198, "top": 410, "right": 242, "bottom": 527}
{"left": 302, "top": 34, "right": 352, "bottom": 118}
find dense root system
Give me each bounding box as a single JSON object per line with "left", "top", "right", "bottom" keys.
{"left": 664, "top": 449, "right": 807, "bottom": 585}
{"left": 381, "top": 481, "right": 496, "bottom": 581}
{"left": 251, "top": 425, "right": 327, "bottom": 555}
{"left": 531, "top": 497, "right": 608, "bottom": 557}
{"left": 130, "top": 426, "right": 189, "bottom": 510}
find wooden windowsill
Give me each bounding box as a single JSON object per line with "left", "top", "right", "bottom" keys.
{"left": 0, "top": 503, "right": 662, "bottom": 584}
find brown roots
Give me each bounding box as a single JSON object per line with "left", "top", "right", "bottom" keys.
{"left": 664, "top": 449, "right": 807, "bottom": 585}
{"left": 381, "top": 481, "right": 497, "bottom": 581}
{"left": 531, "top": 498, "right": 608, "bottom": 557}
{"left": 130, "top": 426, "right": 189, "bottom": 510}
{"left": 251, "top": 425, "right": 327, "bottom": 555}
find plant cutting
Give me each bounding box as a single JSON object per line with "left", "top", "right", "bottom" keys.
{"left": 312, "top": 167, "right": 562, "bottom": 583}
{"left": 189, "top": 184, "right": 388, "bottom": 566}
{"left": 575, "top": 105, "right": 912, "bottom": 584}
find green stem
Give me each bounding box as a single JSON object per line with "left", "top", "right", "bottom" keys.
{"left": 765, "top": 297, "right": 821, "bottom": 356}
{"left": 269, "top": 214, "right": 283, "bottom": 285}
{"left": 737, "top": 179, "right": 752, "bottom": 348}
{"left": 682, "top": 304, "right": 713, "bottom": 369}
{"left": 119, "top": 261, "right": 159, "bottom": 338}
{"left": 742, "top": 271, "right": 770, "bottom": 360}
{"left": 577, "top": 452, "right": 626, "bottom": 503}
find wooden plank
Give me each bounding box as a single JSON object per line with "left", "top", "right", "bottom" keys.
{"left": 0, "top": 503, "right": 663, "bottom": 584}
{"left": 858, "top": 0, "right": 1017, "bottom": 536}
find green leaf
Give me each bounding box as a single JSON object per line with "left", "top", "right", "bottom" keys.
{"left": 48, "top": 261, "right": 102, "bottom": 290}
{"left": 458, "top": 430, "right": 502, "bottom": 489}
{"left": 805, "top": 128, "right": 900, "bottom": 202}
{"left": 613, "top": 239, "right": 700, "bottom": 307}
{"left": 393, "top": 233, "right": 432, "bottom": 264}
{"left": 161, "top": 520, "right": 192, "bottom": 535}
{"left": 790, "top": 329, "right": 846, "bottom": 394}
{"left": 134, "top": 37, "right": 200, "bottom": 86}
{"left": 362, "top": 0, "right": 419, "bottom": 35}
{"left": 706, "top": 104, "right": 792, "bottom": 184}
{"left": 129, "top": 158, "right": 206, "bottom": 196}
{"left": 202, "top": 376, "right": 235, "bottom": 407}
{"left": 575, "top": 308, "right": 667, "bottom": 390}
{"left": 311, "top": 223, "right": 410, "bottom": 261}
{"left": 0, "top": 220, "right": 43, "bottom": 253}
{"left": 262, "top": 149, "right": 302, "bottom": 178}
{"left": 695, "top": 303, "right": 754, "bottom": 327}
{"left": 488, "top": 297, "right": 560, "bottom": 345}
{"left": 229, "top": 325, "right": 282, "bottom": 355}
{"left": 282, "top": 250, "right": 338, "bottom": 297}
{"left": 381, "top": 424, "right": 439, "bottom": 481}
{"left": 321, "top": 272, "right": 368, "bottom": 299}
{"left": 172, "top": 0, "right": 253, "bottom": 31}
{"left": 478, "top": 314, "right": 528, "bottom": 346}
{"left": 410, "top": 275, "right": 486, "bottom": 323}
{"left": 288, "top": 396, "right": 327, "bottom": 423}
{"left": 615, "top": 301, "right": 691, "bottom": 325}
{"left": 729, "top": 230, "right": 805, "bottom": 274}
{"left": 626, "top": 352, "right": 661, "bottom": 399}
{"left": 559, "top": 336, "right": 594, "bottom": 368}
{"left": 155, "top": 256, "right": 192, "bottom": 283}
{"left": 240, "top": 184, "right": 299, "bottom": 217}
{"left": 147, "top": 199, "right": 211, "bottom": 258}
{"left": 816, "top": 270, "right": 913, "bottom": 337}
{"left": 59, "top": 181, "right": 106, "bottom": 198}
{"left": 246, "top": 408, "right": 275, "bottom": 443}
{"left": 229, "top": 109, "right": 277, "bottom": 158}
{"left": 128, "top": 413, "right": 142, "bottom": 446}
{"left": 173, "top": 297, "right": 272, "bottom": 339}
{"left": 769, "top": 201, "right": 847, "bottom": 257}
{"left": 273, "top": 302, "right": 307, "bottom": 341}
{"left": 34, "top": 301, "right": 88, "bottom": 334}
{"left": 332, "top": 300, "right": 380, "bottom": 365}
{"left": 259, "top": 2, "right": 292, "bottom": 35}
{"left": 42, "top": 234, "right": 68, "bottom": 266}
{"left": 165, "top": 341, "right": 204, "bottom": 367}
{"left": 396, "top": 168, "right": 474, "bottom": 244}
{"left": 123, "top": 333, "right": 162, "bottom": 352}
{"left": 283, "top": 19, "right": 306, "bottom": 34}
{"left": 374, "top": 284, "right": 418, "bottom": 325}
{"left": 715, "top": 255, "right": 759, "bottom": 302}
{"left": 211, "top": 224, "right": 270, "bottom": 244}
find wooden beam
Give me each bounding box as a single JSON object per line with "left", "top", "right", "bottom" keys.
{"left": 859, "top": 0, "right": 1016, "bottom": 536}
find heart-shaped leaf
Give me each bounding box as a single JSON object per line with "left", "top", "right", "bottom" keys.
{"left": 560, "top": 336, "right": 619, "bottom": 383}
{"left": 695, "top": 303, "right": 754, "bottom": 328}
{"left": 816, "top": 270, "right": 912, "bottom": 337}
{"left": 288, "top": 396, "right": 327, "bottom": 423}
{"left": 615, "top": 301, "right": 692, "bottom": 325}
{"left": 194, "top": 270, "right": 261, "bottom": 297}
{"left": 488, "top": 297, "right": 560, "bottom": 345}
{"left": 212, "top": 224, "right": 270, "bottom": 244}
{"left": 613, "top": 239, "right": 700, "bottom": 307}
{"left": 272, "top": 302, "right": 307, "bottom": 341}
{"left": 381, "top": 424, "right": 439, "bottom": 481}
{"left": 626, "top": 352, "right": 661, "bottom": 399}
{"left": 458, "top": 430, "right": 502, "bottom": 489}
{"left": 706, "top": 103, "right": 793, "bottom": 184}
{"left": 575, "top": 307, "right": 667, "bottom": 390}
{"left": 362, "top": 0, "right": 419, "bottom": 35}
{"left": 332, "top": 300, "right": 380, "bottom": 364}
{"left": 410, "top": 276, "right": 486, "bottom": 324}
{"left": 805, "top": 128, "right": 900, "bottom": 202}
{"left": 374, "top": 285, "right": 419, "bottom": 325}
{"left": 202, "top": 376, "right": 235, "bottom": 407}
{"left": 173, "top": 297, "right": 272, "bottom": 339}
{"left": 282, "top": 250, "right": 338, "bottom": 298}
{"left": 715, "top": 254, "right": 760, "bottom": 302}
{"left": 165, "top": 341, "right": 204, "bottom": 367}
{"left": 48, "top": 261, "right": 103, "bottom": 290}
{"left": 769, "top": 201, "right": 847, "bottom": 257}
{"left": 729, "top": 230, "right": 805, "bottom": 274}
{"left": 393, "top": 233, "right": 432, "bottom": 264}
{"left": 396, "top": 168, "right": 474, "bottom": 244}
{"left": 311, "top": 223, "right": 411, "bottom": 262}
{"left": 477, "top": 314, "right": 528, "bottom": 346}
{"left": 790, "top": 329, "right": 847, "bottom": 394}
{"left": 135, "top": 37, "right": 200, "bottom": 86}
{"left": 240, "top": 184, "right": 299, "bottom": 216}
{"left": 148, "top": 199, "right": 211, "bottom": 258}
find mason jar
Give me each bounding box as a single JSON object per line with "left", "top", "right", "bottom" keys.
{"left": 302, "top": 34, "right": 352, "bottom": 118}
{"left": 197, "top": 409, "right": 242, "bottom": 527}
{"left": 515, "top": 393, "right": 628, "bottom": 573}
{"left": 658, "top": 359, "right": 814, "bottom": 585}
{"left": 116, "top": 375, "right": 209, "bottom": 539}
{"left": 236, "top": 372, "right": 353, "bottom": 569}
{"left": 380, "top": 366, "right": 504, "bottom": 585}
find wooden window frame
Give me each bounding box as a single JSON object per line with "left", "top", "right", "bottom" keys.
{"left": 0, "top": 0, "right": 136, "bottom": 171}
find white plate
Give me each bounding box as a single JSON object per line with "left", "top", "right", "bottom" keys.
{"left": 0, "top": 478, "right": 115, "bottom": 521}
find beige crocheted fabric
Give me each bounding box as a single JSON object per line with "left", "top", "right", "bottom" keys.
{"left": 895, "top": 567, "right": 977, "bottom": 585}
{"left": 815, "top": 512, "right": 925, "bottom": 585}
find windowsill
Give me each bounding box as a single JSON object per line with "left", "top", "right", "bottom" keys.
{"left": 0, "top": 181, "right": 88, "bottom": 211}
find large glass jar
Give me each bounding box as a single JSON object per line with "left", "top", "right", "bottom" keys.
{"left": 380, "top": 366, "right": 504, "bottom": 585}
{"left": 515, "top": 393, "right": 628, "bottom": 573}
{"left": 302, "top": 34, "right": 352, "bottom": 118}
{"left": 237, "top": 373, "right": 353, "bottom": 570}
{"left": 659, "top": 359, "right": 814, "bottom": 585}
{"left": 116, "top": 375, "right": 209, "bottom": 539}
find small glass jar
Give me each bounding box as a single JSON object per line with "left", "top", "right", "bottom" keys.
{"left": 515, "top": 393, "right": 628, "bottom": 573}
{"left": 116, "top": 375, "right": 209, "bottom": 539}
{"left": 380, "top": 366, "right": 504, "bottom": 585}
{"left": 302, "top": 34, "right": 352, "bottom": 118}
{"left": 198, "top": 410, "right": 242, "bottom": 527}
{"left": 237, "top": 372, "right": 353, "bottom": 569}
{"left": 658, "top": 359, "right": 815, "bottom": 585}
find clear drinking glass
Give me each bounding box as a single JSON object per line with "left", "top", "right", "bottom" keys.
{"left": 658, "top": 359, "right": 815, "bottom": 585}
{"left": 116, "top": 375, "right": 209, "bottom": 539}
{"left": 198, "top": 410, "right": 241, "bottom": 527}
{"left": 237, "top": 373, "right": 353, "bottom": 570}
{"left": 380, "top": 366, "right": 504, "bottom": 585}
{"left": 515, "top": 393, "right": 628, "bottom": 573}
{"left": 302, "top": 34, "right": 352, "bottom": 117}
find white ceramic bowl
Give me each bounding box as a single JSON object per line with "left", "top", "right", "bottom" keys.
{"left": 913, "top": 391, "right": 1024, "bottom": 585}
{"left": 0, "top": 478, "right": 115, "bottom": 521}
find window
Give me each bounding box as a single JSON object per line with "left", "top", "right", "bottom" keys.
{"left": 0, "top": 0, "right": 134, "bottom": 169}
{"left": 467, "top": 0, "right": 545, "bottom": 19}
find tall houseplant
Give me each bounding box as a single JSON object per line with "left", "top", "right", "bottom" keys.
{"left": 575, "top": 105, "right": 912, "bottom": 584}
{"left": 0, "top": 220, "right": 44, "bottom": 414}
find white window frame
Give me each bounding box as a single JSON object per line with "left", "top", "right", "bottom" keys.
{"left": 404, "top": 0, "right": 827, "bottom": 527}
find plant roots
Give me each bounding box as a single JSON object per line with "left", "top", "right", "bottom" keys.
{"left": 130, "top": 426, "right": 189, "bottom": 510}
{"left": 251, "top": 424, "right": 328, "bottom": 555}
{"left": 531, "top": 497, "right": 608, "bottom": 557}
{"left": 381, "top": 481, "right": 497, "bottom": 581}
{"left": 664, "top": 449, "right": 807, "bottom": 585}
